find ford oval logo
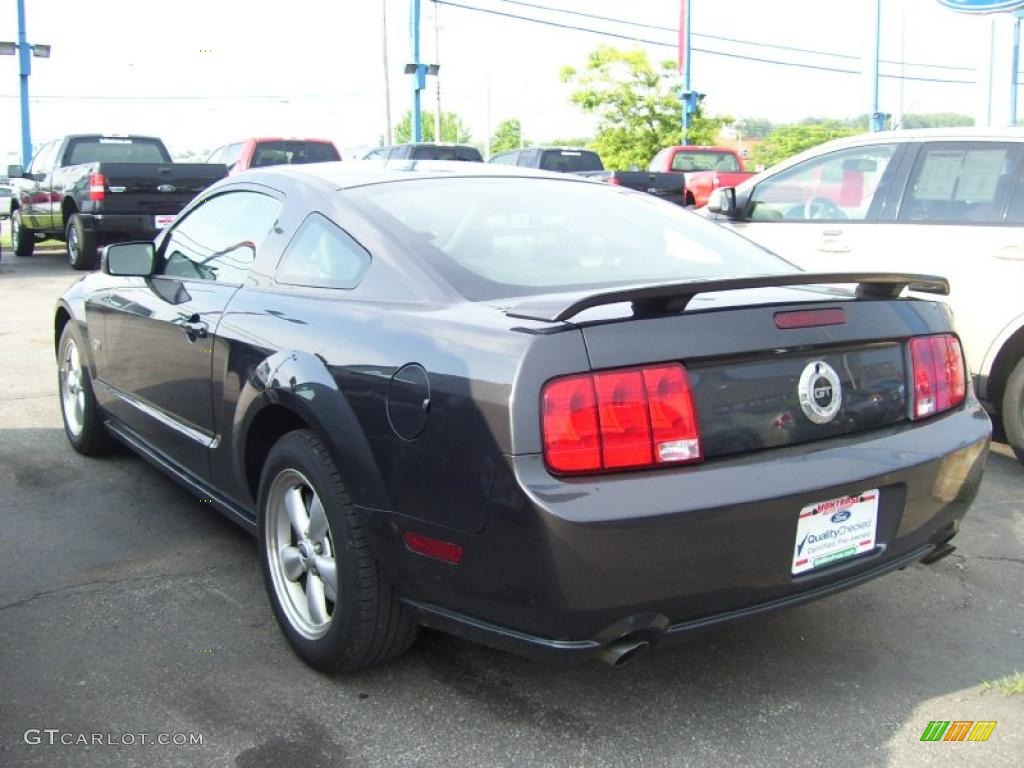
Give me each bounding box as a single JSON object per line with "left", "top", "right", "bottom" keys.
{"left": 831, "top": 510, "right": 851, "bottom": 523}
{"left": 157, "top": 184, "right": 177, "bottom": 193}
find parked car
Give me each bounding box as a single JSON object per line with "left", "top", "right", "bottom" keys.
{"left": 649, "top": 145, "right": 755, "bottom": 207}
{"left": 7, "top": 134, "right": 226, "bottom": 270}
{"left": 0, "top": 184, "right": 12, "bottom": 218}
{"left": 364, "top": 143, "right": 483, "bottom": 162}
{"left": 496, "top": 147, "right": 687, "bottom": 204}
{"left": 207, "top": 137, "right": 341, "bottom": 174}
{"left": 489, "top": 146, "right": 603, "bottom": 173}
{"left": 705, "top": 127, "right": 1024, "bottom": 463}
{"left": 55, "top": 162, "right": 989, "bottom": 673}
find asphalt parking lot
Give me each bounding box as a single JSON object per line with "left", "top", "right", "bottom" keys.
{"left": 1, "top": 248, "right": 1022, "bottom": 768}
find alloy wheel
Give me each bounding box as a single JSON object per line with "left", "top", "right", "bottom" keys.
{"left": 60, "top": 338, "right": 86, "bottom": 437}
{"left": 265, "top": 469, "right": 339, "bottom": 639}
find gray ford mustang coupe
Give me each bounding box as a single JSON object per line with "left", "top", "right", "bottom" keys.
{"left": 54, "top": 162, "right": 991, "bottom": 672}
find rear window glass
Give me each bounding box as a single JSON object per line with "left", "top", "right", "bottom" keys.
{"left": 66, "top": 138, "right": 169, "bottom": 164}
{"left": 539, "top": 150, "right": 603, "bottom": 173}
{"left": 349, "top": 177, "right": 791, "bottom": 301}
{"left": 409, "top": 145, "right": 482, "bottom": 162}
{"left": 670, "top": 151, "right": 740, "bottom": 172}
{"left": 251, "top": 141, "right": 340, "bottom": 168}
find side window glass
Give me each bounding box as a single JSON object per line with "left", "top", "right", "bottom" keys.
{"left": 160, "top": 191, "right": 281, "bottom": 283}
{"left": 749, "top": 144, "right": 897, "bottom": 222}
{"left": 30, "top": 141, "right": 57, "bottom": 175}
{"left": 899, "top": 143, "right": 1020, "bottom": 224}
{"left": 223, "top": 143, "right": 243, "bottom": 167}
{"left": 275, "top": 213, "right": 371, "bottom": 290}
{"left": 207, "top": 147, "right": 224, "bottom": 164}
{"left": 1006, "top": 168, "right": 1024, "bottom": 224}
{"left": 648, "top": 148, "right": 669, "bottom": 172}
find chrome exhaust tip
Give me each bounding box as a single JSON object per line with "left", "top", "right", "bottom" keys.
{"left": 596, "top": 637, "right": 650, "bottom": 668}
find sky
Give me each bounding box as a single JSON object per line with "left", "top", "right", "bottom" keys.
{"left": 0, "top": 0, "right": 1019, "bottom": 162}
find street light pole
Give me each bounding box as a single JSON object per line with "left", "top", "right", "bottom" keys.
{"left": 410, "top": 0, "right": 423, "bottom": 142}
{"left": 17, "top": 0, "right": 32, "bottom": 165}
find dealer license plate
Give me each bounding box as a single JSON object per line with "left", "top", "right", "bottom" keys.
{"left": 791, "top": 490, "right": 878, "bottom": 575}
{"left": 154, "top": 214, "right": 176, "bottom": 229}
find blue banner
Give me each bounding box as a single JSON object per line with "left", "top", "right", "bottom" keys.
{"left": 938, "top": 1, "right": 1024, "bottom": 11}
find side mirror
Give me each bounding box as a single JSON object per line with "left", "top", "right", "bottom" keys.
{"left": 7, "top": 164, "right": 24, "bottom": 179}
{"left": 103, "top": 242, "right": 156, "bottom": 276}
{"left": 707, "top": 187, "right": 739, "bottom": 218}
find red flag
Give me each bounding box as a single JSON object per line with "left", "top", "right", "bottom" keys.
{"left": 678, "top": 0, "right": 687, "bottom": 74}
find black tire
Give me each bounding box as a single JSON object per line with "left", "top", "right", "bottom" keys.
{"left": 57, "top": 323, "right": 116, "bottom": 456}
{"left": 66, "top": 213, "right": 98, "bottom": 271}
{"left": 1001, "top": 357, "right": 1024, "bottom": 465}
{"left": 257, "top": 430, "right": 418, "bottom": 673}
{"left": 11, "top": 209, "right": 34, "bottom": 257}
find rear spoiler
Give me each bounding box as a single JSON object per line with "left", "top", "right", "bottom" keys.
{"left": 504, "top": 272, "right": 949, "bottom": 323}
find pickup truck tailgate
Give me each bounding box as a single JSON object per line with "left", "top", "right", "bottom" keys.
{"left": 95, "top": 162, "right": 226, "bottom": 214}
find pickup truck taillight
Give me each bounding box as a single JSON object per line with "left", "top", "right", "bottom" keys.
{"left": 541, "top": 364, "right": 702, "bottom": 474}
{"left": 88, "top": 173, "right": 106, "bottom": 202}
{"left": 910, "top": 335, "right": 965, "bottom": 420}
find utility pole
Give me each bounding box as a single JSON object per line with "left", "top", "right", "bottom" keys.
{"left": 382, "top": 0, "right": 393, "bottom": 144}
{"left": 1013, "top": 14, "right": 1021, "bottom": 126}
{"left": 410, "top": 0, "right": 423, "bottom": 142}
{"left": 434, "top": 1, "right": 442, "bottom": 141}
{"left": 869, "top": 0, "right": 887, "bottom": 132}
{"left": 2, "top": 0, "right": 50, "bottom": 166}
{"left": 678, "top": 1, "right": 702, "bottom": 145}
{"left": 16, "top": 0, "right": 32, "bottom": 165}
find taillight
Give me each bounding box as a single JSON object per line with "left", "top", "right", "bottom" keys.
{"left": 542, "top": 363, "right": 702, "bottom": 474}
{"left": 89, "top": 173, "right": 106, "bottom": 202}
{"left": 910, "top": 334, "right": 965, "bottom": 420}
{"left": 607, "top": 176, "right": 621, "bottom": 186}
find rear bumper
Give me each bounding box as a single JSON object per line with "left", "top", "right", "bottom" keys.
{"left": 370, "top": 400, "right": 991, "bottom": 661}
{"left": 403, "top": 541, "right": 947, "bottom": 662}
{"left": 80, "top": 213, "right": 164, "bottom": 238}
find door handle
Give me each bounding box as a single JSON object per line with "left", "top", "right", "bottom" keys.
{"left": 994, "top": 245, "right": 1024, "bottom": 261}
{"left": 182, "top": 314, "right": 208, "bottom": 342}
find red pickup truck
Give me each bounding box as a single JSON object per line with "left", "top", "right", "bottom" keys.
{"left": 206, "top": 137, "right": 340, "bottom": 174}
{"left": 648, "top": 146, "right": 754, "bottom": 207}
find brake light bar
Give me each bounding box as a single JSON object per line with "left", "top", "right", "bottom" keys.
{"left": 542, "top": 363, "right": 702, "bottom": 474}
{"left": 774, "top": 308, "right": 847, "bottom": 329}
{"left": 910, "top": 335, "right": 965, "bottom": 420}
{"left": 88, "top": 172, "right": 106, "bottom": 202}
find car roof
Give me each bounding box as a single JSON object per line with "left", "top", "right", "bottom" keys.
{"left": 815, "top": 126, "right": 1024, "bottom": 149}
{"left": 241, "top": 159, "right": 596, "bottom": 190}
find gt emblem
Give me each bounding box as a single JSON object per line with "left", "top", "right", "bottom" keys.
{"left": 798, "top": 360, "right": 842, "bottom": 424}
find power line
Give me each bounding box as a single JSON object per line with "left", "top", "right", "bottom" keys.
{"left": 434, "top": 1, "right": 976, "bottom": 84}
{"left": 485, "top": 0, "right": 976, "bottom": 72}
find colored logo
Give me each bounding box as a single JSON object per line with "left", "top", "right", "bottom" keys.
{"left": 937, "top": 1, "right": 1024, "bottom": 12}
{"left": 920, "top": 720, "right": 997, "bottom": 742}
{"left": 830, "top": 509, "right": 851, "bottom": 523}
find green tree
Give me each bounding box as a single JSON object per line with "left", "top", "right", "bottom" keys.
{"left": 490, "top": 118, "right": 529, "bottom": 155}
{"left": 750, "top": 122, "right": 861, "bottom": 168}
{"left": 394, "top": 110, "right": 471, "bottom": 144}
{"left": 735, "top": 118, "right": 775, "bottom": 139}
{"left": 561, "top": 46, "right": 730, "bottom": 170}
{"left": 900, "top": 112, "right": 974, "bottom": 129}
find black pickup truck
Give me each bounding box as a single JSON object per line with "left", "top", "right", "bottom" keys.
{"left": 489, "top": 147, "right": 687, "bottom": 205}
{"left": 7, "top": 135, "right": 226, "bottom": 269}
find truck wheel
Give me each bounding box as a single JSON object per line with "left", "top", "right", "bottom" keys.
{"left": 11, "top": 209, "right": 35, "bottom": 257}
{"left": 1001, "top": 357, "right": 1024, "bottom": 465}
{"left": 66, "top": 213, "right": 98, "bottom": 270}
{"left": 258, "top": 430, "right": 418, "bottom": 673}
